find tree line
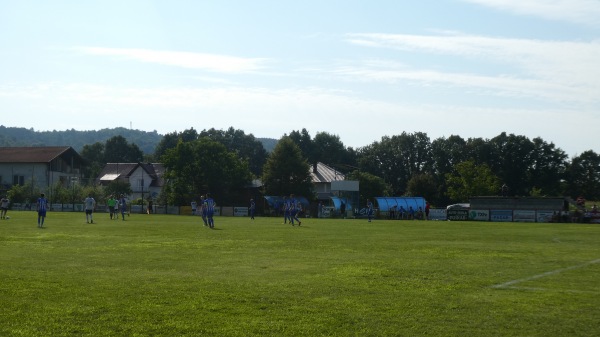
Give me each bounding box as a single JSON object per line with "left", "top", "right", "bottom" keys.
{"left": 76, "top": 127, "right": 600, "bottom": 207}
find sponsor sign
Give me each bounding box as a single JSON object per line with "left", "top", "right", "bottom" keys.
{"left": 234, "top": 207, "right": 248, "bottom": 217}
{"left": 513, "top": 210, "right": 536, "bottom": 222}
{"left": 447, "top": 209, "right": 469, "bottom": 221}
{"left": 429, "top": 209, "right": 447, "bottom": 220}
{"left": 490, "top": 210, "right": 513, "bottom": 222}
{"left": 536, "top": 210, "right": 555, "bottom": 223}
{"left": 469, "top": 209, "right": 489, "bottom": 221}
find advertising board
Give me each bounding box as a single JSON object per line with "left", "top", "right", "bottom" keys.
{"left": 447, "top": 209, "right": 469, "bottom": 221}
{"left": 536, "top": 210, "right": 555, "bottom": 223}
{"left": 513, "top": 210, "right": 536, "bottom": 222}
{"left": 468, "top": 209, "right": 489, "bottom": 221}
{"left": 429, "top": 209, "right": 447, "bottom": 220}
{"left": 490, "top": 210, "right": 513, "bottom": 222}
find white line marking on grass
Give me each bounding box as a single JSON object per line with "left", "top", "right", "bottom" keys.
{"left": 492, "top": 258, "right": 600, "bottom": 290}
{"left": 499, "top": 286, "right": 599, "bottom": 294}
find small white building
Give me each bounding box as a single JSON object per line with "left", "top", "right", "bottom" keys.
{"left": 96, "top": 163, "right": 165, "bottom": 200}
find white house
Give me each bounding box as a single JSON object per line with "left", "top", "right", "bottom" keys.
{"left": 96, "top": 163, "right": 165, "bottom": 200}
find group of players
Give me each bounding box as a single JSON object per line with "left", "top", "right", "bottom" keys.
{"left": 282, "top": 194, "right": 303, "bottom": 226}
{"left": 190, "top": 193, "right": 217, "bottom": 228}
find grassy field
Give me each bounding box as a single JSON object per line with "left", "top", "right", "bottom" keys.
{"left": 1, "top": 211, "right": 599, "bottom": 336}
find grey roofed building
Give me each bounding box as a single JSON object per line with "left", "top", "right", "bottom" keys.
{"left": 310, "top": 162, "right": 345, "bottom": 200}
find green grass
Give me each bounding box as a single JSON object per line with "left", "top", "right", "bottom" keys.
{"left": 1, "top": 212, "right": 599, "bottom": 336}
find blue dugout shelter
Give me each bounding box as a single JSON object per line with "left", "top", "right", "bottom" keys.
{"left": 374, "top": 197, "right": 426, "bottom": 212}
{"left": 330, "top": 196, "right": 352, "bottom": 212}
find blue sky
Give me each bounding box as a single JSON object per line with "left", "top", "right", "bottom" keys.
{"left": 1, "top": 0, "right": 599, "bottom": 157}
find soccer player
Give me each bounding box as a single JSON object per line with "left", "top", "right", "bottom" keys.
{"left": 293, "top": 199, "right": 303, "bottom": 226}
{"left": 84, "top": 194, "right": 96, "bottom": 223}
{"left": 200, "top": 195, "right": 208, "bottom": 226}
{"left": 249, "top": 198, "right": 255, "bottom": 220}
{"left": 366, "top": 199, "right": 374, "bottom": 223}
{"left": 0, "top": 195, "right": 9, "bottom": 219}
{"left": 289, "top": 194, "right": 301, "bottom": 226}
{"left": 204, "top": 193, "right": 216, "bottom": 228}
{"left": 119, "top": 194, "right": 128, "bottom": 220}
{"left": 37, "top": 193, "right": 48, "bottom": 228}
{"left": 282, "top": 196, "right": 289, "bottom": 224}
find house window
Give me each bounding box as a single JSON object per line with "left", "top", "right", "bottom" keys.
{"left": 13, "top": 175, "right": 25, "bottom": 186}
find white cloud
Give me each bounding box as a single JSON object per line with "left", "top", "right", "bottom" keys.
{"left": 76, "top": 47, "right": 269, "bottom": 73}
{"left": 344, "top": 33, "right": 600, "bottom": 103}
{"left": 461, "top": 0, "right": 600, "bottom": 26}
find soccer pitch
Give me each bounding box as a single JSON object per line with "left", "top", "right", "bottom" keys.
{"left": 1, "top": 212, "right": 599, "bottom": 336}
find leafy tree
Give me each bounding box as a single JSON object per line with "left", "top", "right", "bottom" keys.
{"left": 486, "top": 132, "right": 535, "bottom": 196}
{"left": 287, "top": 129, "right": 315, "bottom": 162}
{"left": 8, "top": 180, "right": 41, "bottom": 204}
{"left": 154, "top": 131, "right": 185, "bottom": 160}
{"left": 312, "top": 131, "right": 356, "bottom": 168}
{"left": 528, "top": 137, "right": 568, "bottom": 196}
{"left": 199, "top": 127, "right": 268, "bottom": 177}
{"left": 81, "top": 142, "right": 105, "bottom": 179}
{"left": 358, "top": 132, "right": 432, "bottom": 196}
{"left": 51, "top": 182, "right": 71, "bottom": 204}
{"left": 465, "top": 137, "right": 494, "bottom": 166}
{"left": 565, "top": 150, "right": 600, "bottom": 200}
{"left": 406, "top": 173, "right": 438, "bottom": 202}
{"left": 262, "top": 137, "right": 313, "bottom": 198}
{"left": 430, "top": 135, "right": 469, "bottom": 205}
{"left": 105, "top": 135, "right": 143, "bottom": 163}
{"left": 162, "top": 138, "right": 252, "bottom": 205}
{"left": 104, "top": 180, "right": 133, "bottom": 199}
{"left": 347, "top": 170, "right": 389, "bottom": 204}
{"left": 445, "top": 160, "right": 501, "bottom": 203}
{"left": 430, "top": 135, "right": 468, "bottom": 177}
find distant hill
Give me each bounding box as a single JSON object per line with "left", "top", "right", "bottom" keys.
{"left": 0, "top": 125, "right": 277, "bottom": 154}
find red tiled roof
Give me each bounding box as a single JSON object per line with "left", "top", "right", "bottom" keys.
{"left": 0, "top": 146, "right": 76, "bottom": 163}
